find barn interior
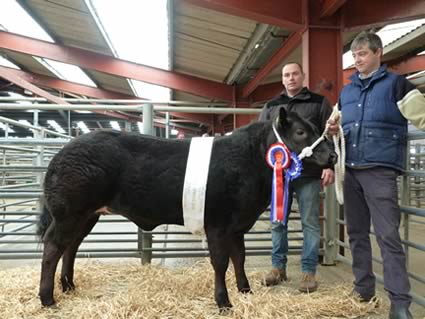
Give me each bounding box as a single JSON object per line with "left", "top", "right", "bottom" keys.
{"left": 0, "top": 1, "right": 425, "bottom": 318}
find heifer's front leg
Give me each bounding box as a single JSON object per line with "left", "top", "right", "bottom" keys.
{"left": 39, "top": 240, "right": 64, "bottom": 306}
{"left": 229, "top": 233, "right": 251, "bottom": 293}
{"left": 207, "top": 229, "right": 232, "bottom": 310}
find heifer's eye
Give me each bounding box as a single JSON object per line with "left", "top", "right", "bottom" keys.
{"left": 296, "top": 129, "right": 305, "bottom": 136}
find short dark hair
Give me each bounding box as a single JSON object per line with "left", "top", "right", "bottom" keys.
{"left": 350, "top": 31, "right": 383, "bottom": 53}
{"left": 282, "top": 62, "right": 303, "bottom": 73}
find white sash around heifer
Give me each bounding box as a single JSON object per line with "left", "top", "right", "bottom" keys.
{"left": 37, "top": 108, "right": 337, "bottom": 311}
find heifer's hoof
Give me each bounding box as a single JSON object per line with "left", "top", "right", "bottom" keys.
{"left": 61, "top": 277, "right": 75, "bottom": 292}
{"left": 218, "top": 305, "right": 233, "bottom": 315}
{"left": 40, "top": 296, "right": 56, "bottom": 307}
{"left": 239, "top": 287, "right": 252, "bottom": 294}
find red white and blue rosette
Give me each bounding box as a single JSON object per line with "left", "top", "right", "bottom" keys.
{"left": 266, "top": 143, "right": 303, "bottom": 225}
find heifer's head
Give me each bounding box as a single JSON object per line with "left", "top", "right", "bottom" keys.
{"left": 270, "top": 108, "right": 337, "bottom": 168}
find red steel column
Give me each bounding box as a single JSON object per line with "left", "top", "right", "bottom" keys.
{"left": 301, "top": 1, "right": 343, "bottom": 105}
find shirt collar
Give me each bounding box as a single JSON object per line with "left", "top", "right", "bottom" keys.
{"left": 358, "top": 68, "right": 379, "bottom": 80}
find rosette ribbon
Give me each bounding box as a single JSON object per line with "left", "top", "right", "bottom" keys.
{"left": 266, "top": 143, "right": 303, "bottom": 225}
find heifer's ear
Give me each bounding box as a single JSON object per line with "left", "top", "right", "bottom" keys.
{"left": 277, "top": 107, "right": 289, "bottom": 128}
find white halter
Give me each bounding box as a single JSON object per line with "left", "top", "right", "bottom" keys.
{"left": 272, "top": 105, "right": 345, "bottom": 204}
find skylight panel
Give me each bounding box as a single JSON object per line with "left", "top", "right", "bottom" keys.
{"left": 89, "top": 0, "right": 169, "bottom": 68}
{"left": 0, "top": 1, "right": 97, "bottom": 87}
{"left": 0, "top": 55, "right": 20, "bottom": 69}
{"left": 132, "top": 81, "right": 171, "bottom": 101}
{"left": 0, "top": 0, "right": 53, "bottom": 42}
{"left": 88, "top": 0, "right": 171, "bottom": 100}
{"left": 36, "top": 58, "right": 97, "bottom": 87}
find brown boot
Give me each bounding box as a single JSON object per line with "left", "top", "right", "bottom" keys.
{"left": 299, "top": 272, "right": 318, "bottom": 293}
{"left": 263, "top": 268, "right": 287, "bottom": 286}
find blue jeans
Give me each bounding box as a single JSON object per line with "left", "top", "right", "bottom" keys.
{"left": 271, "top": 177, "right": 321, "bottom": 274}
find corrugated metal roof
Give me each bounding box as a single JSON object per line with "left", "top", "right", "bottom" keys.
{"left": 173, "top": 1, "right": 258, "bottom": 83}
{"left": 19, "top": 0, "right": 110, "bottom": 54}
{"left": 383, "top": 23, "right": 425, "bottom": 61}
{"left": 18, "top": 0, "right": 133, "bottom": 95}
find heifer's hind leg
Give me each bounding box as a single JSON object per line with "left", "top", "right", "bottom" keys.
{"left": 229, "top": 233, "right": 251, "bottom": 293}
{"left": 61, "top": 214, "right": 99, "bottom": 292}
{"left": 39, "top": 215, "right": 82, "bottom": 306}
{"left": 39, "top": 239, "right": 65, "bottom": 306}
{"left": 207, "top": 229, "right": 232, "bottom": 310}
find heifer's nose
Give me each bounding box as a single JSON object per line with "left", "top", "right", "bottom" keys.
{"left": 329, "top": 152, "right": 338, "bottom": 165}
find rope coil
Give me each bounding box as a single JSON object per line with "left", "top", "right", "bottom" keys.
{"left": 325, "top": 106, "right": 345, "bottom": 205}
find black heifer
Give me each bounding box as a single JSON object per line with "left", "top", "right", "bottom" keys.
{"left": 38, "top": 108, "right": 337, "bottom": 310}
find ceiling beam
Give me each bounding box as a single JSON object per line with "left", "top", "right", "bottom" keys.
{"left": 320, "top": 0, "right": 347, "bottom": 18}
{"left": 0, "top": 31, "right": 234, "bottom": 102}
{"left": 344, "top": 0, "right": 425, "bottom": 30}
{"left": 0, "top": 66, "right": 70, "bottom": 106}
{"left": 241, "top": 31, "right": 302, "bottom": 98}
{"left": 180, "top": 0, "right": 302, "bottom": 31}
{"left": 389, "top": 55, "right": 425, "bottom": 76}
{"left": 0, "top": 66, "right": 132, "bottom": 121}
{"left": 0, "top": 66, "right": 133, "bottom": 99}
{"left": 0, "top": 66, "right": 66, "bottom": 122}
{"left": 0, "top": 66, "right": 214, "bottom": 126}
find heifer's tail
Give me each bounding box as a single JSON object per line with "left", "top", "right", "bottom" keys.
{"left": 37, "top": 198, "right": 52, "bottom": 240}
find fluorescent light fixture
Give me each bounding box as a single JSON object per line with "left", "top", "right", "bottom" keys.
{"left": 77, "top": 121, "right": 90, "bottom": 134}
{"left": 47, "top": 120, "right": 66, "bottom": 134}
{"left": 75, "top": 111, "right": 93, "bottom": 114}
{"left": 110, "top": 121, "right": 121, "bottom": 131}
{"left": 6, "top": 92, "right": 33, "bottom": 106}
{"left": 137, "top": 122, "right": 143, "bottom": 133}
{"left": 171, "top": 129, "right": 178, "bottom": 135}
{"left": 0, "top": 122, "right": 15, "bottom": 133}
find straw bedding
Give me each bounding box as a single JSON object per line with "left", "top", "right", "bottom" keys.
{"left": 0, "top": 259, "right": 383, "bottom": 319}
